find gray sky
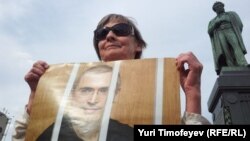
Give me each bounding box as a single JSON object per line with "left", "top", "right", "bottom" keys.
{"left": 1, "top": 0, "right": 250, "bottom": 140}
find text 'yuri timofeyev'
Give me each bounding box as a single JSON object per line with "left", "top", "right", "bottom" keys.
{"left": 137, "top": 129, "right": 204, "bottom": 138}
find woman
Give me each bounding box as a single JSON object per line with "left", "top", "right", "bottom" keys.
{"left": 12, "top": 13, "right": 209, "bottom": 141}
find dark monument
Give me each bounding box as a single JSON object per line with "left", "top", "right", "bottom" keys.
{"left": 207, "top": 2, "right": 250, "bottom": 124}
{"left": 208, "top": 1, "right": 248, "bottom": 75}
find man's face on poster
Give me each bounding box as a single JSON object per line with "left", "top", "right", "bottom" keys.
{"left": 75, "top": 71, "right": 112, "bottom": 118}
{"left": 66, "top": 71, "right": 112, "bottom": 132}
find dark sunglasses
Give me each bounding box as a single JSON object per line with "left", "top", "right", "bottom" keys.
{"left": 94, "top": 23, "right": 134, "bottom": 41}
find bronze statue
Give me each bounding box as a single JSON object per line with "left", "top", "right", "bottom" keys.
{"left": 208, "top": 1, "right": 248, "bottom": 75}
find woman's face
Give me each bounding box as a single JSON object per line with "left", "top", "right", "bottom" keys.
{"left": 97, "top": 21, "right": 142, "bottom": 61}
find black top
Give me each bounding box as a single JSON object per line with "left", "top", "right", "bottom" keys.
{"left": 37, "top": 117, "right": 133, "bottom": 141}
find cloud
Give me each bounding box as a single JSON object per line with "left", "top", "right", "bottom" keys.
{"left": 1, "top": 3, "right": 250, "bottom": 141}
{"left": 0, "top": 0, "right": 33, "bottom": 22}
{"left": 0, "top": 35, "right": 34, "bottom": 66}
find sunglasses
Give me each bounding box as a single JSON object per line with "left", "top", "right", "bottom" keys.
{"left": 94, "top": 23, "right": 134, "bottom": 41}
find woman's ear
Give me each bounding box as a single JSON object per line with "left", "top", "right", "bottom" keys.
{"left": 135, "top": 43, "right": 142, "bottom": 52}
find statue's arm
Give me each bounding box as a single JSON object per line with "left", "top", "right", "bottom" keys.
{"left": 208, "top": 21, "right": 215, "bottom": 36}
{"left": 233, "top": 12, "right": 243, "bottom": 32}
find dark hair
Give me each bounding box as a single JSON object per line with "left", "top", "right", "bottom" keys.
{"left": 72, "top": 64, "right": 121, "bottom": 94}
{"left": 93, "top": 14, "right": 147, "bottom": 60}
{"left": 213, "top": 1, "right": 224, "bottom": 11}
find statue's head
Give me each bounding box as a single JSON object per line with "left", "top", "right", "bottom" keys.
{"left": 212, "top": 1, "right": 225, "bottom": 13}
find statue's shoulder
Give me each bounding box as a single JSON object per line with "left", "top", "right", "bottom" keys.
{"left": 210, "top": 16, "right": 217, "bottom": 22}
{"left": 227, "top": 11, "right": 238, "bottom": 15}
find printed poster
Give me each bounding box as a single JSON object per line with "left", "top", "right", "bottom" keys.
{"left": 25, "top": 58, "right": 180, "bottom": 141}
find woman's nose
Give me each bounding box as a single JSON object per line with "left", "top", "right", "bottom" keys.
{"left": 105, "top": 30, "right": 116, "bottom": 41}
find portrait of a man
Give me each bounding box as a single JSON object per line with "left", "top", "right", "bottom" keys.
{"left": 37, "top": 64, "right": 133, "bottom": 141}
